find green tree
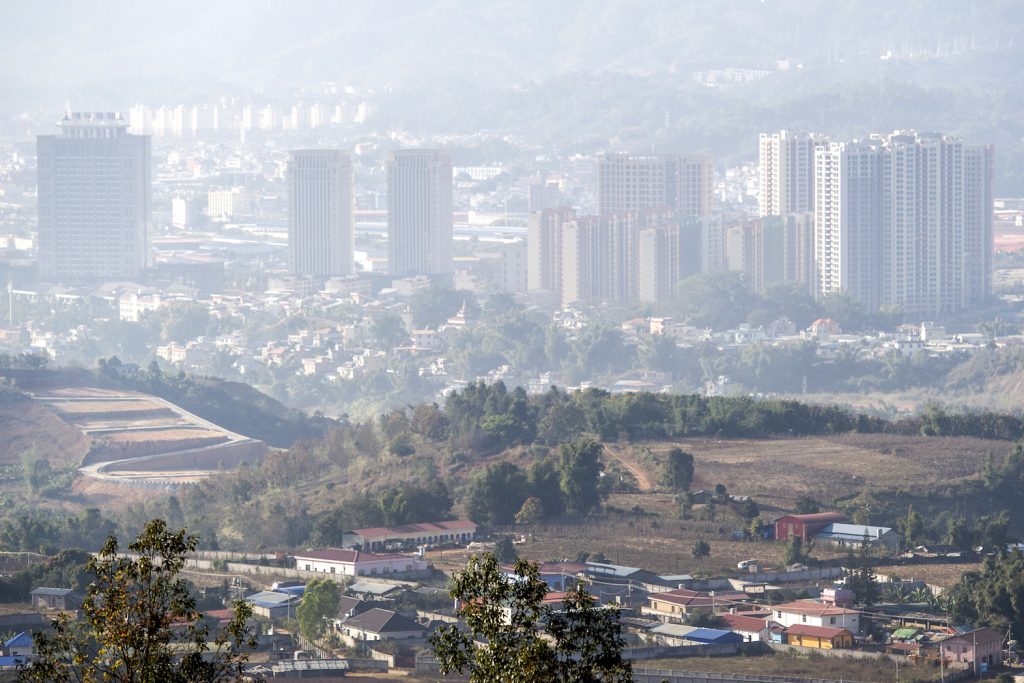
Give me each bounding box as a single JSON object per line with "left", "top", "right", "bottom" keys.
{"left": 794, "top": 495, "right": 822, "bottom": 515}
{"left": 784, "top": 537, "right": 806, "bottom": 566}
{"left": 662, "top": 448, "right": 694, "bottom": 492}
{"left": 899, "top": 505, "right": 926, "bottom": 548}
{"left": 494, "top": 537, "right": 518, "bottom": 564}
{"left": 845, "top": 535, "right": 880, "bottom": 606}
{"left": 691, "top": 540, "right": 711, "bottom": 558}
{"left": 296, "top": 578, "right": 340, "bottom": 641}
{"left": 464, "top": 462, "right": 530, "bottom": 525}
{"left": 515, "top": 497, "right": 545, "bottom": 526}
{"left": 949, "top": 550, "right": 1024, "bottom": 640}
{"left": 429, "top": 554, "right": 631, "bottom": 682}
{"left": 20, "top": 519, "right": 255, "bottom": 683}
{"left": 370, "top": 313, "right": 409, "bottom": 350}
{"left": 558, "top": 440, "right": 605, "bottom": 515}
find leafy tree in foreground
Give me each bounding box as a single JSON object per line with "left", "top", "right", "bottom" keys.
{"left": 430, "top": 554, "right": 631, "bottom": 682}
{"left": 20, "top": 519, "right": 256, "bottom": 683}
{"left": 296, "top": 578, "right": 340, "bottom": 642}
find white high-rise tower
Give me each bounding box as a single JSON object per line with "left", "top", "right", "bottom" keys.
{"left": 387, "top": 149, "right": 453, "bottom": 277}
{"left": 288, "top": 150, "right": 354, "bottom": 279}
{"left": 37, "top": 112, "right": 151, "bottom": 282}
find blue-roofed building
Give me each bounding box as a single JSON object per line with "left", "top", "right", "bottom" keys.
{"left": 811, "top": 523, "right": 900, "bottom": 551}
{"left": 3, "top": 632, "right": 32, "bottom": 658}
{"left": 245, "top": 590, "right": 300, "bottom": 621}
{"left": 646, "top": 623, "right": 744, "bottom": 647}
{"left": 0, "top": 656, "right": 26, "bottom": 669}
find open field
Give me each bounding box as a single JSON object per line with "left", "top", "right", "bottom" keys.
{"left": 637, "top": 433, "right": 1002, "bottom": 509}
{"left": 430, "top": 433, "right": 1003, "bottom": 577}
{"left": 47, "top": 399, "right": 169, "bottom": 416}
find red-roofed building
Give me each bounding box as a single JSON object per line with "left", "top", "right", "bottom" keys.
{"left": 344, "top": 520, "right": 477, "bottom": 551}
{"left": 293, "top": 548, "right": 428, "bottom": 577}
{"left": 720, "top": 612, "right": 781, "bottom": 642}
{"left": 774, "top": 512, "right": 848, "bottom": 542}
{"left": 785, "top": 624, "right": 853, "bottom": 649}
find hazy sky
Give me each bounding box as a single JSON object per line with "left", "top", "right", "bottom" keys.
{"left": 3, "top": 0, "right": 1021, "bottom": 104}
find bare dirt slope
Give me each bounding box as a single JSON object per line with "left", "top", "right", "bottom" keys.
{"left": 0, "top": 399, "right": 90, "bottom": 466}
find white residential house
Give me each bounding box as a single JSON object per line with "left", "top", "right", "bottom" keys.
{"left": 771, "top": 600, "right": 862, "bottom": 635}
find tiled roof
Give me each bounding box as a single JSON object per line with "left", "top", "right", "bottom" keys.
{"left": 343, "top": 608, "right": 423, "bottom": 635}
{"left": 786, "top": 624, "right": 852, "bottom": 638}
{"left": 721, "top": 613, "right": 778, "bottom": 633}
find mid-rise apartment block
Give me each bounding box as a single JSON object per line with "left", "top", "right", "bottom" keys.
{"left": 598, "top": 152, "right": 714, "bottom": 217}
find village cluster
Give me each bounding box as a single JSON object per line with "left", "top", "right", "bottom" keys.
{"left": 4, "top": 513, "right": 1006, "bottom": 678}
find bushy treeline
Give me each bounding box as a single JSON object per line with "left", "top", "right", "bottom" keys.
{"left": 442, "top": 382, "right": 1024, "bottom": 453}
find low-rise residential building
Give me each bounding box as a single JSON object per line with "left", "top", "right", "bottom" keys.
{"left": 30, "top": 587, "right": 81, "bottom": 611}
{"left": 293, "top": 549, "right": 428, "bottom": 577}
{"left": 938, "top": 627, "right": 1003, "bottom": 668}
{"left": 338, "top": 608, "right": 424, "bottom": 642}
{"left": 771, "top": 600, "right": 862, "bottom": 635}
{"left": 245, "top": 591, "right": 300, "bottom": 621}
{"left": 644, "top": 588, "right": 749, "bottom": 622}
{"left": 719, "top": 612, "right": 781, "bottom": 642}
{"left": 3, "top": 632, "right": 33, "bottom": 659}
{"left": 785, "top": 624, "right": 854, "bottom": 649}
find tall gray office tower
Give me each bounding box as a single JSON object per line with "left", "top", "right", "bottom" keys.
{"left": 37, "top": 112, "right": 151, "bottom": 282}
{"left": 387, "top": 149, "right": 453, "bottom": 277}
{"left": 288, "top": 150, "right": 354, "bottom": 279}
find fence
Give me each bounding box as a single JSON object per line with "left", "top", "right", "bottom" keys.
{"left": 623, "top": 643, "right": 745, "bottom": 660}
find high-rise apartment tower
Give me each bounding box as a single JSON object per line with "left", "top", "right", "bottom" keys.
{"left": 387, "top": 149, "right": 453, "bottom": 277}
{"left": 288, "top": 150, "right": 354, "bottom": 279}
{"left": 37, "top": 112, "right": 151, "bottom": 281}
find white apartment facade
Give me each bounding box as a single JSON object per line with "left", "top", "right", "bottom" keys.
{"left": 387, "top": 149, "right": 453, "bottom": 277}
{"left": 288, "top": 149, "right": 354, "bottom": 279}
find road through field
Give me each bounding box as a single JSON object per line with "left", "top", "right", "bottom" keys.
{"left": 602, "top": 444, "right": 656, "bottom": 492}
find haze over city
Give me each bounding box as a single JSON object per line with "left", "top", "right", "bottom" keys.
{"left": 1, "top": 2, "right": 1024, "bottom": 681}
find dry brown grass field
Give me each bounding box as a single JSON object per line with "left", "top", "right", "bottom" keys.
{"left": 48, "top": 399, "right": 167, "bottom": 415}
{"left": 638, "top": 433, "right": 1003, "bottom": 509}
